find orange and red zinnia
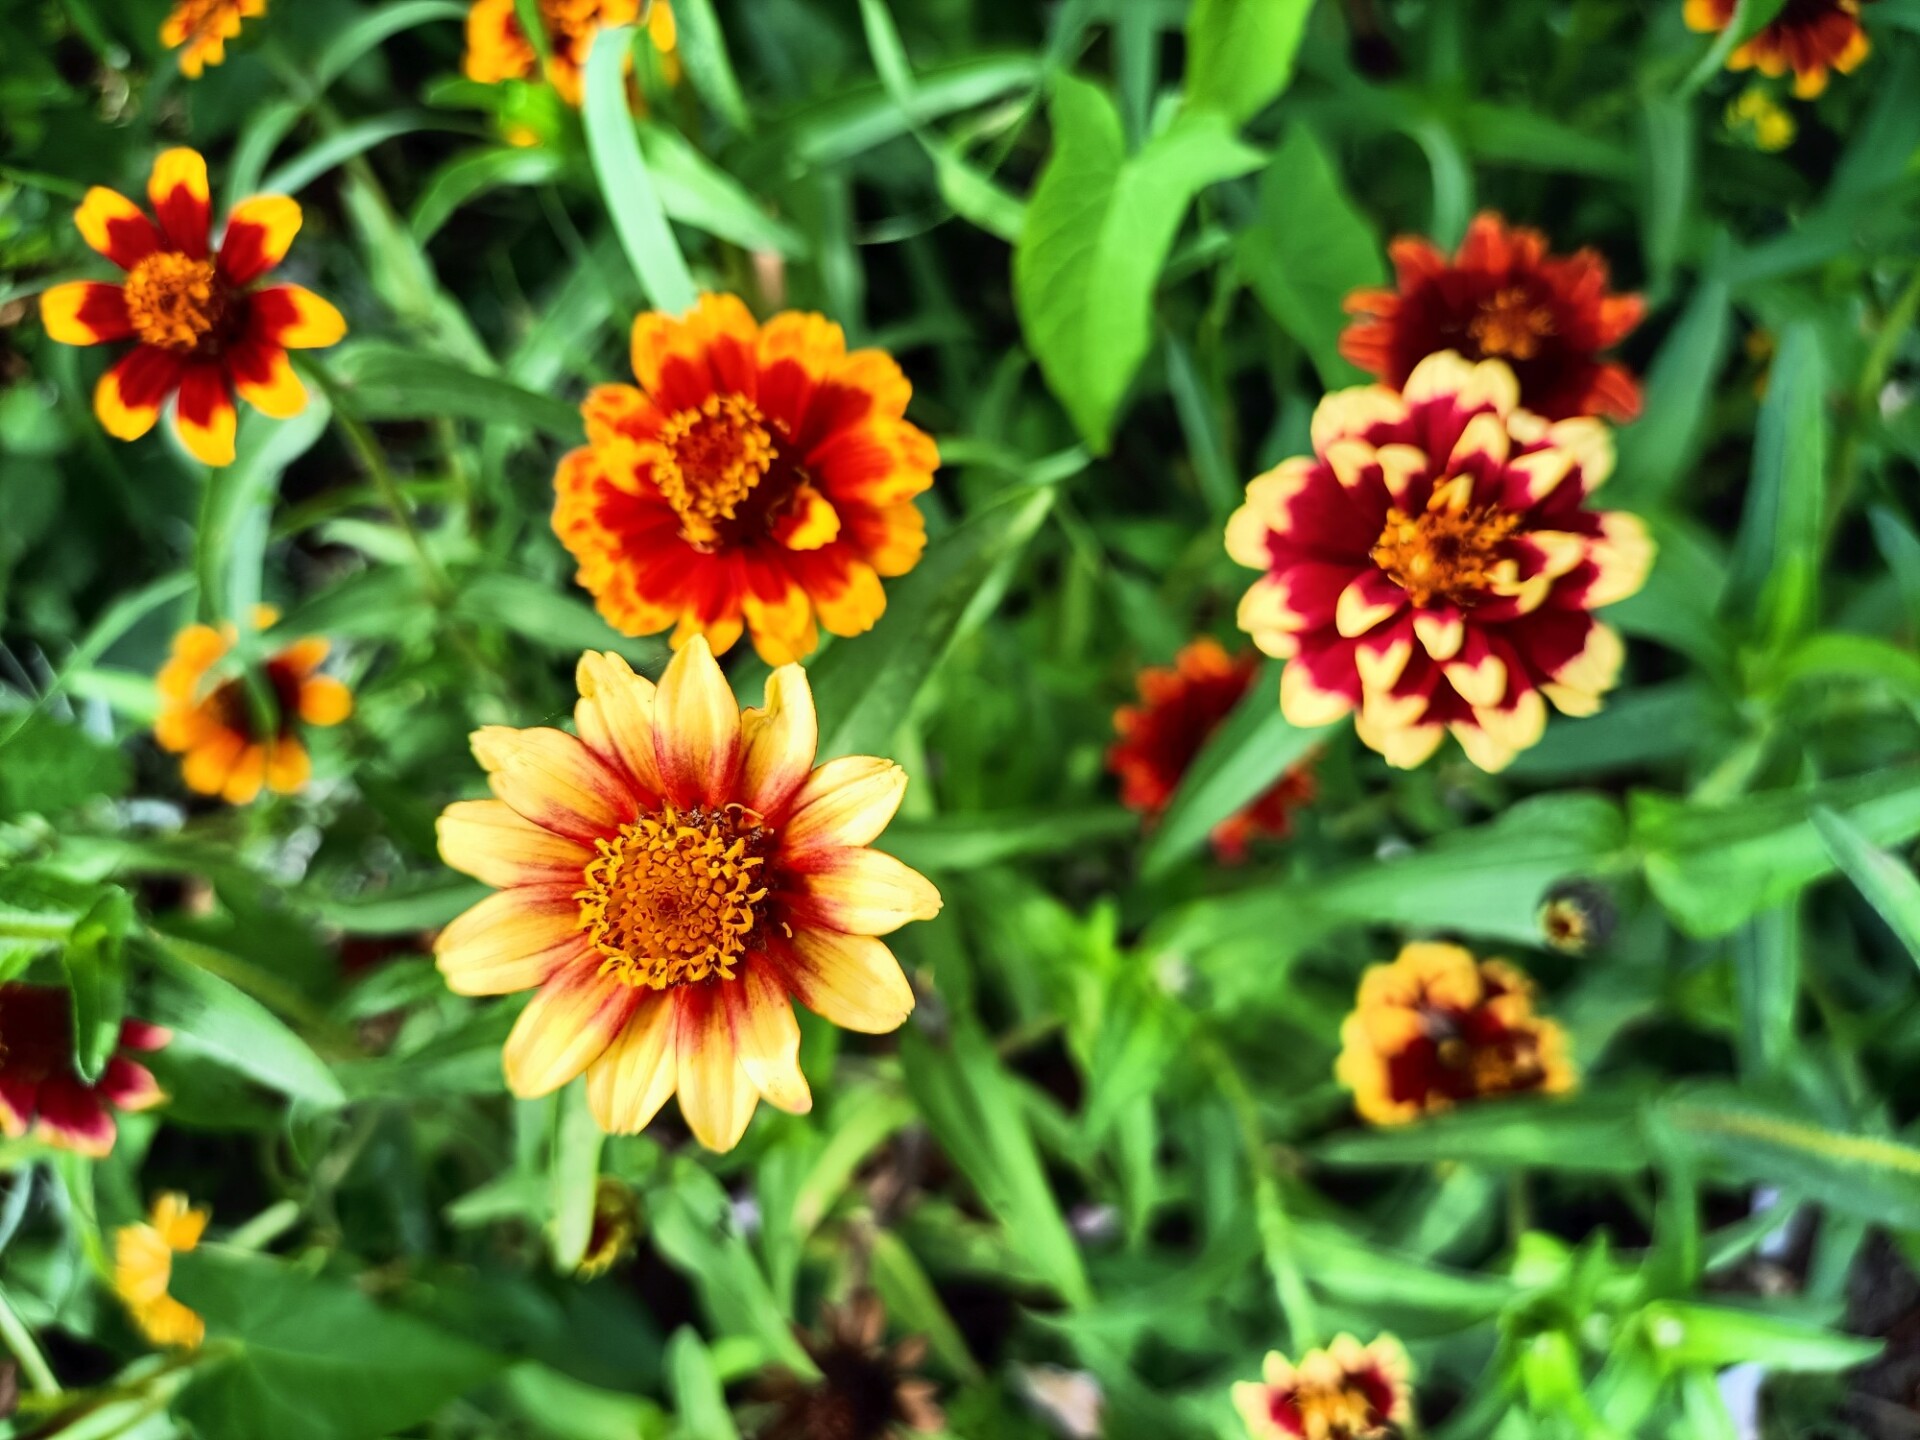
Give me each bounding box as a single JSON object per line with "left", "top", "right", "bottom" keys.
{"left": 1109, "top": 639, "right": 1314, "bottom": 862}
{"left": 0, "top": 984, "right": 168, "bottom": 1157}
{"left": 1341, "top": 212, "right": 1645, "bottom": 422}
{"left": 553, "top": 294, "right": 939, "bottom": 665}
{"left": 1227, "top": 351, "right": 1652, "bottom": 773}
{"left": 464, "top": 0, "right": 678, "bottom": 107}
{"left": 161, "top": 0, "right": 266, "bottom": 77}
{"left": 1685, "top": 0, "right": 1872, "bottom": 97}
{"left": 1335, "top": 942, "right": 1574, "bottom": 1126}
{"left": 1233, "top": 1334, "right": 1414, "bottom": 1440}
{"left": 38, "top": 148, "right": 345, "bottom": 467}
{"left": 434, "top": 639, "right": 942, "bottom": 1153}
{"left": 154, "top": 605, "right": 354, "bottom": 805}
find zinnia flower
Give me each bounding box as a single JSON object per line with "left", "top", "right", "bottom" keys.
{"left": 160, "top": 0, "right": 266, "bottom": 77}
{"left": 1233, "top": 1334, "right": 1413, "bottom": 1440}
{"left": 0, "top": 984, "right": 168, "bottom": 1157}
{"left": 115, "top": 1193, "right": 208, "bottom": 1349}
{"left": 434, "top": 639, "right": 942, "bottom": 1153}
{"left": 38, "top": 148, "right": 346, "bottom": 467}
{"left": 154, "top": 604, "right": 354, "bottom": 804}
{"left": 464, "top": 0, "right": 679, "bottom": 107}
{"left": 1108, "top": 638, "right": 1315, "bottom": 862}
{"left": 1226, "top": 350, "right": 1652, "bottom": 772}
{"left": 1335, "top": 942, "right": 1574, "bottom": 1126}
{"left": 1340, "top": 212, "right": 1645, "bottom": 422}
{"left": 553, "top": 294, "right": 938, "bottom": 665}
{"left": 756, "top": 1293, "right": 943, "bottom": 1440}
{"left": 1685, "top": 0, "right": 1872, "bottom": 97}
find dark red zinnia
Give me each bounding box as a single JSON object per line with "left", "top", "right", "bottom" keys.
{"left": 1340, "top": 212, "right": 1645, "bottom": 422}
{"left": 0, "top": 983, "right": 169, "bottom": 1156}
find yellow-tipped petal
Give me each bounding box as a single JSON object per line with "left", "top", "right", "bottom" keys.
{"left": 437, "top": 799, "right": 593, "bottom": 889}
{"left": 651, "top": 634, "right": 740, "bottom": 809}
{"left": 673, "top": 988, "right": 757, "bottom": 1152}
{"left": 585, "top": 996, "right": 679, "bottom": 1134}
{"left": 783, "top": 756, "right": 908, "bottom": 854}
{"left": 502, "top": 966, "right": 641, "bottom": 1098}
{"left": 738, "top": 664, "right": 818, "bottom": 816}
{"left": 435, "top": 886, "right": 589, "bottom": 996}
{"left": 727, "top": 965, "right": 811, "bottom": 1115}
{"left": 780, "top": 929, "right": 915, "bottom": 1034}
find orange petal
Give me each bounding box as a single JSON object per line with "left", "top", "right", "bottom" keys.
{"left": 584, "top": 994, "right": 679, "bottom": 1134}
{"left": 783, "top": 756, "right": 907, "bottom": 855}
{"left": 218, "top": 194, "right": 301, "bottom": 285}
{"left": 173, "top": 362, "right": 237, "bottom": 467}
{"left": 573, "top": 651, "right": 665, "bottom": 800}
{"left": 811, "top": 558, "right": 886, "bottom": 638}
{"left": 469, "top": 725, "right": 633, "bottom": 844}
{"left": 778, "top": 929, "right": 915, "bottom": 1034}
{"left": 436, "top": 799, "right": 593, "bottom": 889}
{"left": 435, "top": 885, "right": 589, "bottom": 996}
{"left": 148, "top": 148, "right": 211, "bottom": 257}
{"left": 179, "top": 730, "right": 245, "bottom": 795}
{"left": 672, "top": 985, "right": 756, "bottom": 1153}
{"left": 651, "top": 635, "right": 740, "bottom": 810}
{"left": 502, "top": 965, "right": 642, "bottom": 1098}
{"left": 726, "top": 963, "right": 811, "bottom": 1115}
{"left": 220, "top": 743, "right": 267, "bottom": 804}
{"left": 296, "top": 675, "right": 353, "bottom": 726}
{"left": 247, "top": 285, "right": 346, "bottom": 349}
{"left": 738, "top": 664, "right": 817, "bottom": 817}
{"left": 95, "top": 347, "right": 184, "bottom": 441}
{"left": 74, "top": 188, "right": 160, "bottom": 269}
{"left": 40, "top": 281, "right": 131, "bottom": 345}
{"left": 789, "top": 850, "right": 942, "bottom": 936}
{"left": 263, "top": 737, "right": 310, "bottom": 794}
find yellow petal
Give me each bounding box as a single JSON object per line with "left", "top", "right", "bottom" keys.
{"left": 584, "top": 995, "right": 679, "bottom": 1134}
{"left": 437, "top": 799, "right": 593, "bottom": 889}
{"left": 502, "top": 965, "right": 641, "bottom": 1097}
{"left": 435, "top": 886, "right": 588, "bottom": 996}
{"left": 779, "top": 929, "right": 914, "bottom": 1034}
{"left": 727, "top": 964, "right": 811, "bottom": 1114}
{"left": 673, "top": 987, "right": 757, "bottom": 1153}
{"left": 782, "top": 756, "right": 907, "bottom": 855}
{"left": 738, "top": 664, "right": 817, "bottom": 816}
{"left": 471, "top": 725, "right": 632, "bottom": 843}
{"left": 791, "top": 850, "right": 942, "bottom": 936}
{"left": 573, "top": 650, "right": 665, "bottom": 799}
{"left": 651, "top": 634, "right": 740, "bottom": 809}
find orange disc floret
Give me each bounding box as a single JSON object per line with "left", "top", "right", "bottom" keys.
{"left": 433, "top": 640, "right": 943, "bottom": 1153}
{"left": 154, "top": 605, "right": 354, "bottom": 805}
{"left": 463, "top": 0, "right": 677, "bottom": 106}
{"left": 1341, "top": 212, "right": 1645, "bottom": 422}
{"left": 1685, "top": 0, "right": 1873, "bottom": 97}
{"left": 1335, "top": 941, "right": 1574, "bottom": 1126}
{"left": 38, "top": 148, "right": 345, "bottom": 467}
{"left": 1226, "top": 350, "right": 1653, "bottom": 773}
{"left": 115, "top": 1193, "right": 209, "bottom": 1349}
{"left": 552, "top": 294, "right": 939, "bottom": 666}
{"left": 0, "top": 984, "right": 169, "bottom": 1158}
{"left": 1233, "top": 1334, "right": 1415, "bottom": 1440}
{"left": 160, "top": 0, "right": 266, "bottom": 77}
{"left": 1109, "top": 639, "right": 1315, "bottom": 862}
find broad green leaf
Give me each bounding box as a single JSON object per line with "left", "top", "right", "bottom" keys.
{"left": 1289, "top": 1220, "right": 1516, "bottom": 1321}
{"left": 1611, "top": 281, "right": 1732, "bottom": 510}
{"left": 1184, "top": 0, "right": 1314, "bottom": 125}
{"left": 1012, "top": 77, "right": 1263, "bottom": 451}
{"left": 0, "top": 867, "right": 106, "bottom": 982}
{"left": 504, "top": 1363, "right": 670, "bottom": 1440}
{"left": 1313, "top": 1094, "right": 1650, "bottom": 1174}
{"left": 146, "top": 939, "right": 347, "bottom": 1106}
{"left": 584, "top": 26, "right": 697, "bottom": 312}
{"left": 196, "top": 402, "right": 332, "bottom": 624}
{"left": 665, "top": 1328, "right": 741, "bottom": 1440}
{"left": 63, "top": 887, "right": 132, "bottom": 1082}
{"left": 1774, "top": 631, "right": 1920, "bottom": 701}
{"left": 1733, "top": 906, "right": 1799, "bottom": 1080}
{"left": 1812, "top": 805, "right": 1920, "bottom": 964}
{"left": 171, "top": 1246, "right": 497, "bottom": 1440}
{"left": 329, "top": 344, "right": 581, "bottom": 440}
{"left": 1722, "top": 321, "right": 1825, "bottom": 648}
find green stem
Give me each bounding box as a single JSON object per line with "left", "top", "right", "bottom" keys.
{"left": 1829, "top": 262, "right": 1920, "bottom": 536}
{"left": 0, "top": 1282, "right": 59, "bottom": 1395}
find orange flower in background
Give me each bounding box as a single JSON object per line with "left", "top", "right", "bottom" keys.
{"left": 1341, "top": 212, "right": 1645, "bottom": 422}
{"left": 464, "top": 0, "right": 678, "bottom": 106}
{"left": 434, "top": 640, "right": 941, "bottom": 1153}
{"left": 1685, "top": 0, "right": 1872, "bottom": 97}
{"left": 38, "top": 148, "right": 345, "bottom": 467}
{"left": 1227, "top": 351, "right": 1652, "bottom": 772}
{"left": 1108, "top": 639, "right": 1315, "bottom": 862}
{"left": 161, "top": 0, "right": 266, "bottom": 77}
{"left": 0, "top": 984, "right": 169, "bottom": 1157}
{"left": 154, "top": 605, "right": 354, "bottom": 804}
{"left": 115, "top": 1193, "right": 209, "bottom": 1349}
{"left": 1335, "top": 942, "right": 1574, "bottom": 1126}
{"left": 1233, "top": 1334, "right": 1414, "bottom": 1440}
{"left": 553, "top": 294, "right": 938, "bottom": 665}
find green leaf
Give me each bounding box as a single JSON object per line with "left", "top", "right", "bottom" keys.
{"left": 63, "top": 887, "right": 132, "bottom": 1083}
{"left": 146, "top": 940, "right": 347, "bottom": 1107}
{"left": 664, "top": 1328, "right": 742, "bottom": 1440}
{"left": 410, "top": 147, "right": 569, "bottom": 243}
{"left": 1289, "top": 1219, "right": 1517, "bottom": 1321}
{"left": 258, "top": 113, "right": 465, "bottom": 197}
{"left": 1722, "top": 321, "right": 1825, "bottom": 648}
{"left": 548, "top": 1079, "right": 604, "bottom": 1274}
{"left": 452, "top": 572, "right": 670, "bottom": 669}
{"left": 882, "top": 807, "right": 1136, "bottom": 873}
{"left": 330, "top": 344, "right": 582, "bottom": 440}
{"left": 583, "top": 26, "right": 697, "bottom": 313}
{"left": 313, "top": 0, "right": 469, "bottom": 91}
{"left": 868, "top": 1229, "right": 984, "bottom": 1381}
{"left": 1869, "top": 504, "right": 1920, "bottom": 633}
{"left": 1313, "top": 1093, "right": 1650, "bottom": 1174}
{"left": 1013, "top": 77, "right": 1263, "bottom": 451}
{"left": 171, "top": 1246, "right": 497, "bottom": 1440}
{"left": 196, "top": 402, "right": 333, "bottom": 623}
{"left": 669, "top": 0, "right": 751, "bottom": 132}
{"left": 0, "top": 713, "right": 131, "bottom": 818}
{"left": 807, "top": 489, "right": 1052, "bottom": 761}
{"left": 1812, "top": 805, "right": 1920, "bottom": 964}
{"left": 1183, "top": 0, "right": 1314, "bottom": 125}
{"left": 1611, "top": 280, "right": 1732, "bottom": 510}
{"left": 639, "top": 124, "right": 809, "bottom": 257}
{"left": 504, "top": 1363, "right": 670, "bottom": 1440}
{"left": 0, "top": 866, "right": 101, "bottom": 982}
{"left": 1640, "top": 1300, "right": 1883, "bottom": 1373}
{"left": 790, "top": 58, "right": 1041, "bottom": 167}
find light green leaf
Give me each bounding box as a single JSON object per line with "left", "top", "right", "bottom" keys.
{"left": 1314, "top": 1094, "right": 1649, "bottom": 1174}
{"left": 146, "top": 939, "right": 347, "bottom": 1106}
{"left": 452, "top": 572, "right": 670, "bottom": 669}
{"left": 1812, "top": 805, "right": 1920, "bottom": 964}
{"left": 669, "top": 0, "right": 751, "bottom": 132}
{"left": 584, "top": 26, "right": 697, "bottom": 312}
{"left": 641, "top": 124, "right": 809, "bottom": 257}
{"left": 547, "top": 1079, "right": 604, "bottom": 1274}
{"left": 868, "top": 1229, "right": 984, "bottom": 1381}
{"left": 410, "top": 147, "right": 569, "bottom": 243}
{"left": 63, "top": 887, "right": 132, "bottom": 1083}
{"left": 1641, "top": 1300, "right": 1883, "bottom": 1373}
{"left": 882, "top": 807, "right": 1136, "bottom": 873}
{"left": 1183, "top": 0, "right": 1314, "bottom": 125}
{"left": 664, "top": 1328, "right": 741, "bottom": 1440}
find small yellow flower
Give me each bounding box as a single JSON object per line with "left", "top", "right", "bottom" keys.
{"left": 115, "top": 1193, "right": 209, "bottom": 1349}
{"left": 1233, "top": 1334, "right": 1414, "bottom": 1440}
{"left": 161, "top": 0, "right": 266, "bottom": 77}
{"left": 1726, "top": 87, "right": 1797, "bottom": 151}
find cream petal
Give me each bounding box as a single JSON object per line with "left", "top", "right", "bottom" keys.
{"left": 574, "top": 650, "right": 665, "bottom": 800}
{"left": 788, "top": 849, "right": 942, "bottom": 936}
{"left": 727, "top": 965, "right": 811, "bottom": 1114}
{"left": 674, "top": 987, "right": 757, "bottom": 1152}
{"left": 783, "top": 757, "right": 907, "bottom": 855}
{"left": 471, "top": 726, "right": 633, "bottom": 843}
{"left": 738, "top": 664, "right": 818, "bottom": 817}
{"left": 437, "top": 799, "right": 593, "bottom": 888}
{"left": 584, "top": 993, "right": 679, "bottom": 1134}
{"left": 502, "top": 966, "right": 642, "bottom": 1097}
{"left": 777, "top": 929, "right": 915, "bottom": 1034}
{"left": 652, "top": 635, "right": 741, "bottom": 810}
{"left": 435, "top": 887, "right": 589, "bottom": 996}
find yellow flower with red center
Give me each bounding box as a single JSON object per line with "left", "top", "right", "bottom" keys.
{"left": 160, "top": 0, "right": 266, "bottom": 77}
{"left": 1685, "top": 0, "right": 1872, "bottom": 97}
{"left": 154, "top": 605, "right": 354, "bottom": 805}
{"left": 552, "top": 294, "right": 938, "bottom": 665}
{"left": 434, "top": 638, "right": 942, "bottom": 1152}
{"left": 464, "top": 0, "right": 678, "bottom": 107}
{"left": 1233, "top": 1334, "right": 1414, "bottom": 1440}
{"left": 1335, "top": 942, "right": 1574, "bottom": 1126}
{"left": 115, "top": 1193, "right": 209, "bottom": 1349}
{"left": 38, "top": 148, "right": 345, "bottom": 467}
{"left": 1226, "top": 350, "right": 1652, "bottom": 772}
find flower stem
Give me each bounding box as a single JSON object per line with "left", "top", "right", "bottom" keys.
{"left": 0, "top": 1281, "right": 59, "bottom": 1395}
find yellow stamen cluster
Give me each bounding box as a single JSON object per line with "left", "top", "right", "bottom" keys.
{"left": 578, "top": 804, "right": 769, "bottom": 989}
{"left": 1468, "top": 285, "right": 1556, "bottom": 360}
{"left": 653, "top": 394, "right": 778, "bottom": 546}
{"left": 1371, "top": 500, "right": 1520, "bottom": 607}
{"left": 124, "top": 252, "right": 225, "bottom": 352}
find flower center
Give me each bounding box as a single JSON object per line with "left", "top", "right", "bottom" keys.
{"left": 653, "top": 394, "right": 779, "bottom": 548}
{"left": 578, "top": 804, "right": 772, "bottom": 989}
{"left": 1288, "top": 1383, "right": 1386, "bottom": 1440}
{"left": 1467, "top": 285, "right": 1556, "bottom": 361}
{"left": 204, "top": 659, "right": 304, "bottom": 742}
{"left": 124, "top": 252, "right": 229, "bottom": 353}
{"left": 1370, "top": 501, "right": 1521, "bottom": 608}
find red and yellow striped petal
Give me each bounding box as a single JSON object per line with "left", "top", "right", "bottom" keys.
{"left": 173, "top": 362, "right": 237, "bottom": 466}
{"left": 148, "top": 149, "right": 212, "bottom": 258}
{"left": 437, "top": 799, "right": 594, "bottom": 889}
{"left": 673, "top": 985, "right": 758, "bottom": 1153}
{"left": 726, "top": 963, "right": 811, "bottom": 1115}
{"left": 775, "top": 929, "right": 915, "bottom": 1034}
{"left": 573, "top": 650, "right": 665, "bottom": 800}
{"left": 469, "top": 725, "right": 635, "bottom": 844}
{"left": 787, "top": 849, "right": 942, "bottom": 936}
{"left": 782, "top": 756, "right": 908, "bottom": 856}
{"left": 651, "top": 635, "right": 740, "bottom": 809}
{"left": 75, "top": 188, "right": 160, "bottom": 269}
{"left": 503, "top": 964, "right": 643, "bottom": 1097}
{"left": 226, "top": 338, "right": 308, "bottom": 419}
{"left": 436, "top": 885, "right": 589, "bottom": 996}
{"left": 247, "top": 285, "right": 347, "bottom": 349}
{"left": 738, "top": 664, "right": 817, "bottom": 817}
{"left": 40, "top": 281, "right": 132, "bottom": 346}
{"left": 584, "top": 995, "right": 679, "bottom": 1134}
{"left": 218, "top": 194, "right": 301, "bottom": 285}
{"left": 95, "top": 346, "right": 185, "bottom": 441}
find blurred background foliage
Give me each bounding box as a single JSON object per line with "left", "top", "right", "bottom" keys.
{"left": 4, "top": 0, "right": 1920, "bottom": 1436}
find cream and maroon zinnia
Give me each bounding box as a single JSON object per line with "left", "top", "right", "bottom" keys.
{"left": 434, "top": 638, "right": 941, "bottom": 1152}
{"left": 1227, "top": 350, "right": 1652, "bottom": 772}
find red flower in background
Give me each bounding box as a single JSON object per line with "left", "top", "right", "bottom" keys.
{"left": 0, "top": 984, "right": 168, "bottom": 1156}
{"left": 1341, "top": 212, "right": 1645, "bottom": 422}
{"left": 1685, "top": 0, "right": 1872, "bottom": 97}
{"left": 1108, "top": 639, "right": 1315, "bottom": 862}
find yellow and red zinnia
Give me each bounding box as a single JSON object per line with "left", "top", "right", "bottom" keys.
{"left": 434, "top": 639, "right": 942, "bottom": 1152}
{"left": 115, "top": 1193, "right": 209, "bottom": 1349}
{"left": 1335, "top": 942, "right": 1574, "bottom": 1126}
{"left": 154, "top": 605, "right": 354, "bottom": 805}
{"left": 0, "top": 984, "right": 168, "bottom": 1157}
{"left": 553, "top": 294, "right": 938, "bottom": 665}
{"left": 1109, "top": 639, "right": 1315, "bottom": 862}
{"left": 1227, "top": 350, "right": 1652, "bottom": 772}
{"left": 1341, "top": 212, "right": 1645, "bottom": 423}
{"left": 1233, "top": 1334, "right": 1414, "bottom": 1440}
{"left": 160, "top": 0, "right": 266, "bottom": 77}
{"left": 1685, "top": 0, "right": 1872, "bottom": 97}
{"left": 463, "top": 0, "right": 678, "bottom": 107}
{"left": 38, "top": 148, "right": 345, "bottom": 467}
